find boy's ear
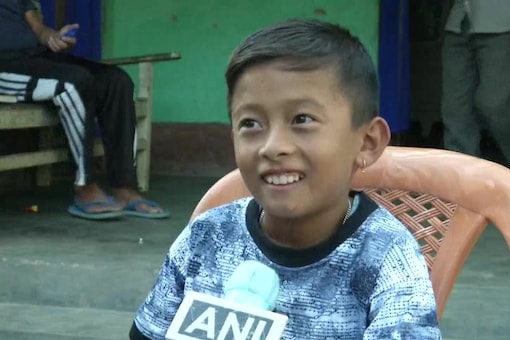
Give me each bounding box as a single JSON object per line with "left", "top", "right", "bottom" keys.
{"left": 355, "top": 117, "right": 391, "bottom": 170}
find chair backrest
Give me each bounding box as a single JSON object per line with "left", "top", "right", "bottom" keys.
{"left": 190, "top": 146, "right": 510, "bottom": 321}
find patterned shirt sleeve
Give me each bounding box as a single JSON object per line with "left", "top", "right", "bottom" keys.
{"left": 363, "top": 234, "right": 442, "bottom": 340}
{"left": 133, "top": 227, "right": 192, "bottom": 340}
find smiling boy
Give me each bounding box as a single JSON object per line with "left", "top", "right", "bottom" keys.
{"left": 130, "top": 19, "right": 441, "bottom": 339}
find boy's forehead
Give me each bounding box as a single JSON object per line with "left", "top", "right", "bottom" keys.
{"left": 241, "top": 58, "right": 337, "bottom": 77}
{"left": 231, "top": 62, "right": 346, "bottom": 109}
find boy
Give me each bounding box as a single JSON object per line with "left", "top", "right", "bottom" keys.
{"left": 130, "top": 19, "right": 441, "bottom": 339}
{"left": 0, "top": 0, "right": 168, "bottom": 219}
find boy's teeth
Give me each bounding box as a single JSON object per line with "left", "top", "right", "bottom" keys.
{"left": 264, "top": 174, "right": 301, "bottom": 185}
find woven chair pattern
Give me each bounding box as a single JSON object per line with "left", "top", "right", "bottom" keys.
{"left": 364, "top": 188, "right": 457, "bottom": 269}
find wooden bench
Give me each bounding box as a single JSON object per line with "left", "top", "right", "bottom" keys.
{"left": 0, "top": 52, "right": 180, "bottom": 192}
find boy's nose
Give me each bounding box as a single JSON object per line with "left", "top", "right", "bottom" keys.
{"left": 258, "top": 127, "right": 296, "bottom": 160}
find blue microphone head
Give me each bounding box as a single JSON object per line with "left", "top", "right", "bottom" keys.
{"left": 224, "top": 260, "right": 280, "bottom": 311}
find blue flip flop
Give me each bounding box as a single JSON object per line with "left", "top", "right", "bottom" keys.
{"left": 123, "top": 199, "right": 170, "bottom": 219}
{"left": 68, "top": 196, "right": 123, "bottom": 220}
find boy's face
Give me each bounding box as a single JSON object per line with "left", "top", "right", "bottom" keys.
{"left": 230, "top": 61, "right": 375, "bottom": 220}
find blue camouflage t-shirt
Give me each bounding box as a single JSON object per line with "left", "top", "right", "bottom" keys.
{"left": 130, "top": 192, "right": 441, "bottom": 339}
{"left": 0, "top": 0, "right": 38, "bottom": 51}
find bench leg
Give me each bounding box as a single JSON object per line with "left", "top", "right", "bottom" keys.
{"left": 136, "top": 102, "right": 151, "bottom": 192}
{"left": 36, "top": 127, "right": 52, "bottom": 187}
{"left": 137, "top": 149, "right": 150, "bottom": 192}
{"left": 136, "top": 62, "right": 153, "bottom": 193}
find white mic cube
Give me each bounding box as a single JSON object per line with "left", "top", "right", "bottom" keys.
{"left": 165, "top": 291, "right": 288, "bottom": 340}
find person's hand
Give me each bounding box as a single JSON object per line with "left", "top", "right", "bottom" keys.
{"left": 47, "top": 23, "right": 79, "bottom": 53}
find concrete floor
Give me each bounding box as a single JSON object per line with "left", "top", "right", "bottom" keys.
{"left": 0, "top": 176, "right": 509, "bottom": 339}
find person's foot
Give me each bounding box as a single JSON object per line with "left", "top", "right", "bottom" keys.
{"left": 111, "top": 187, "right": 165, "bottom": 214}
{"left": 74, "top": 183, "right": 122, "bottom": 213}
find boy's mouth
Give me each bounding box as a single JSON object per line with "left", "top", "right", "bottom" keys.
{"left": 262, "top": 173, "right": 303, "bottom": 185}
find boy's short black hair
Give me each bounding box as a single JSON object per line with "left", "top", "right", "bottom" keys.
{"left": 226, "top": 19, "right": 379, "bottom": 128}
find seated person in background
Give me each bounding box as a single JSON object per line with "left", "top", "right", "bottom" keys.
{"left": 129, "top": 19, "right": 441, "bottom": 339}
{"left": 0, "top": 0, "right": 168, "bottom": 219}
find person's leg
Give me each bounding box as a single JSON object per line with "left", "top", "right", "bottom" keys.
{"left": 441, "top": 32, "right": 481, "bottom": 156}
{"left": 54, "top": 55, "right": 167, "bottom": 216}
{"left": 472, "top": 32, "right": 510, "bottom": 165}
{"left": 85, "top": 63, "right": 138, "bottom": 188}
{"left": 0, "top": 52, "right": 119, "bottom": 213}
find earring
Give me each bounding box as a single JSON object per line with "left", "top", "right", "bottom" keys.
{"left": 361, "top": 159, "right": 367, "bottom": 173}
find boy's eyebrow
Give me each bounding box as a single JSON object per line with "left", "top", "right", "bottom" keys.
{"left": 232, "top": 97, "right": 326, "bottom": 117}
{"left": 231, "top": 103, "right": 266, "bottom": 118}
{"left": 284, "top": 97, "right": 325, "bottom": 108}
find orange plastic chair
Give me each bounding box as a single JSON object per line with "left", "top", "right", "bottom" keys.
{"left": 190, "top": 146, "right": 510, "bottom": 321}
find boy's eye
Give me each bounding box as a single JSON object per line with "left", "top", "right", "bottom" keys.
{"left": 238, "top": 119, "right": 261, "bottom": 130}
{"left": 293, "top": 113, "right": 314, "bottom": 124}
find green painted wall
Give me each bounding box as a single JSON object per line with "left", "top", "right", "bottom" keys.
{"left": 103, "top": 0, "right": 379, "bottom": 123}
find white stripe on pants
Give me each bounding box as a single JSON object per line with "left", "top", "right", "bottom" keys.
{"left": 0, "top": 72, "right": 89, "bottom": 185}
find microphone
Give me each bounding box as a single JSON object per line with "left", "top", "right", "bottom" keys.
{"left": 223, "top": 260, "right": 280, "bottom": 311}
{"left": 165, "top": 261, "right": 288, "bottom": 340}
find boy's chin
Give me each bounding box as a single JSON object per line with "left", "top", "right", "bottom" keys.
{"left": 261, "top": 204, "right": 309, "bottom": 220}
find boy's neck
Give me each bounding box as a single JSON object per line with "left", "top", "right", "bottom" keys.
{"left": 260, "top": 197, "right": 352, "bottom": 249}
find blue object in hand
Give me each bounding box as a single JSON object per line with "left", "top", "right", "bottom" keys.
{"left": 63, "top": 28, "right": 78, "bottom": 38}
{"left": 165, "top": 260, "right": 288, "bottom": 339}
{"left": 223, "top": 260, "right": 280, "bottom": 311}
